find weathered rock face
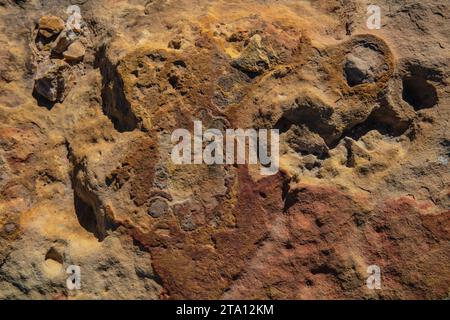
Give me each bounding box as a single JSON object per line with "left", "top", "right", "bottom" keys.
{"left": 63, "top": 40, "right": 85, "bottom": 61}
{"left": 232, "top": 34, "right": 277, "bottom": 76}
{"left": 33, "top": 59, "right": 73, "bottom": 102}
{"left": 0, "top": 0, "right": 449, "bottom": 300}
{"left": 344, "top": 45, "right": 388, "bottom": 86}
{"left": 38, "top": 15, "right": 65, "bottom": 38}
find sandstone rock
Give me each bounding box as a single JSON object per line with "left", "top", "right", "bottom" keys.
{"left": 3, "top": 223, "right": 16, "bottom": 234}
{"left": 63, "top": 40, "right": 85, "bottom": 61}
{"left": 285, "top": 124, "right": 329, "bottom": 159}
{"left": 148, "top": 197, "right": 168, "bottom": 218}
{"left": 33, "top": 59, "right": 73, "bottom": 102}
{"left": 344, "top": 45, "right": 388, "bottom": 86}
{"left": 52, "top": 30, "right": 76, "bottom": 54}
{"left": 1, "top": 0, "right": 449, "bottom": 301}
{"left": 38, "top": 15, "right": 65, "bottom": 38}
{"left": 232, "top": 34, "right": 276, "bottom": 76}
{"left": 168, "top": 39, "right": 182, "bottom": 50}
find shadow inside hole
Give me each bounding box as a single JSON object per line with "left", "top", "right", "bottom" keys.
{"left": 74, "top": 192, "right": 103, "bottom": 241}
{"left": 402, "top": 76, "right": 438, "bottom": 110}
{"left": 45, "top": 247, "right": 64, "bottom": 264}
{"left": 32, "top": 89, "right": 56, "bottom": 110}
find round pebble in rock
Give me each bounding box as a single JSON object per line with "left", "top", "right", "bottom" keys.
{"left": 343, "top": 45, "right": 388, "bottom": 87}
{"left": 148, "top": 198, "right": 168, "bottom": 218}
{"left": 4, "top": 223, "right": 17, "bottom": 234}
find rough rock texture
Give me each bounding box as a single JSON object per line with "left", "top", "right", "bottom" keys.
{"left": 38, "top": 15, "right": 65, "bottom": 38}
{"left": 0, "top": 0, "right": 449, "bottom": 300}
{"left": 33, "top": 59, "right": 73, "bottom": 102}
{"left": 63, "top": 40, "right": 85, "bottom": 61}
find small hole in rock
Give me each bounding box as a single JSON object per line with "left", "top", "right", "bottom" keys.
{"left": 74, "top": 192, "right": 104, "bottom": 240}
{"left": 402, "top": 76, "right": 438, "bottom": 110}
{"left": 45, "top": 247, "right": 63, "bottom": 264}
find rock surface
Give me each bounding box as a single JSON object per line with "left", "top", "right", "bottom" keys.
{"left": 63, "top": 40, "right": 85, "bottom": 61}
{"left": 0, "top": 0, "right": 449, "bottom": 300}
{"left": 38, "top": 15, "right": 65, "bottom": 38}
{"left": 33, "top": 59, "right": 73, "bottom": 102}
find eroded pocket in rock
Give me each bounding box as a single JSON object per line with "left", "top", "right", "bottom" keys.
{"left": 402, "top": 76, "right": 438, "bottom": 110}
